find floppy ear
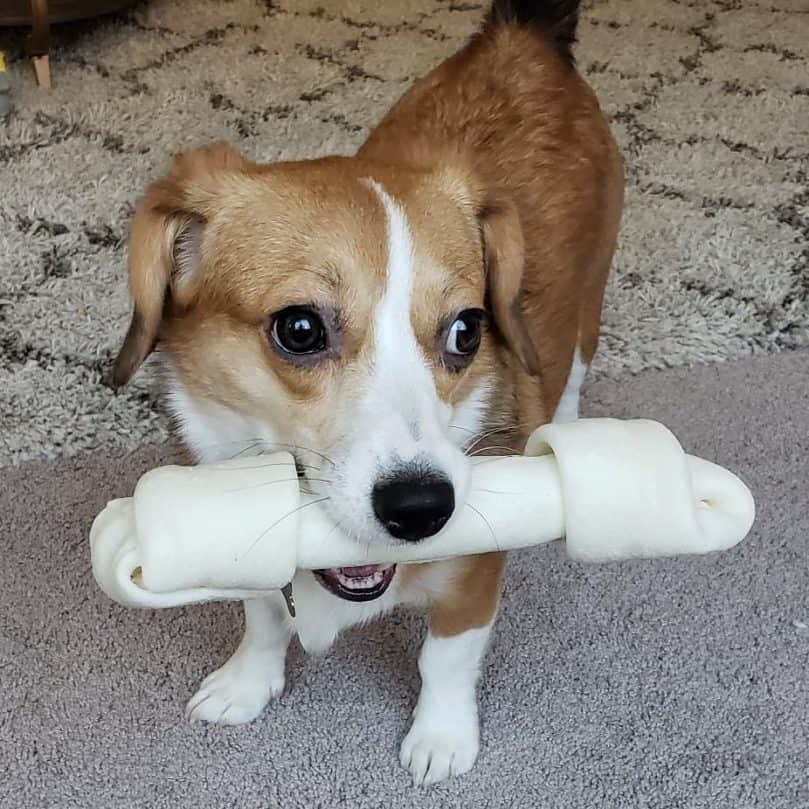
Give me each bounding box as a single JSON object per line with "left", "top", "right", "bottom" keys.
{"left": 479, "top": 196, "right": 541, "bottom": 377}
{"left": 111, "top": 143, "right": 248, "bottom": 388}
{"left": 428, "top": 160, "right": 541, "bottom": 377}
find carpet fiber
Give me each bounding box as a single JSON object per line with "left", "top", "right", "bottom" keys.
{"left": 1, "top": 0, "right": 808, "bottom": 464}
{"left": 3, "top": 351, "right": 807, "bottom": 809}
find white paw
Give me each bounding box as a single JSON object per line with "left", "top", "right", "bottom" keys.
{"left": 400, "top": 714, "right": 479, "bottom": 786}
{"left": 186, "top": 656, "right": 283, "bottom": 726}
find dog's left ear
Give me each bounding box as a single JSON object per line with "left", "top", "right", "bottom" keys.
{"left": 478, "top": 195, "right": 541, "bottom": 376}
{"left": 432, "top": 162, "right": 540, "bottom": 375}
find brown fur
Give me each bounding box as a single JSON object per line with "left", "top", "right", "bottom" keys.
{"left": 401, "top": 552, "right": 507, "bottom": 637}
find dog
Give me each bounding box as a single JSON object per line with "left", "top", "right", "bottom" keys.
{"left": 111, "top": 0, "right": 623, "bottom": 785}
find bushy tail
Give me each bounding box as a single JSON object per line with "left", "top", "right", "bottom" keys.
{"left": 484, "top": 0, "right": 580, "bottom": 62}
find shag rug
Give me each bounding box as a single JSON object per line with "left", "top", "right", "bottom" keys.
{"left": 1, "top": 0, "right": 808, "bottom": 464}
{"left": 3, "top": 351, "right": 808, "bottom": 809}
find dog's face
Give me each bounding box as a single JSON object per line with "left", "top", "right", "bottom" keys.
{"left": 114, "top": 144, "right": 537, "bottom": 598}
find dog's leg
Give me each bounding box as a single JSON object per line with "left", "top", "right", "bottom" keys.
{"left": 186, "top": 595, "right": 293, "bottom": 725}
{"left": 553, "top": 345, "right": 587, "bottom": 423}
{"left": 400, "top": 553, "right": 503, "bottom": 785}
{"left": 400, "top": 622, "right": 493, "bottom": 785}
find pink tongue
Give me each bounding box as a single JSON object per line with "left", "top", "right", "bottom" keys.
{"left": 339, "top": 565, "right": 381, "bottom": 578}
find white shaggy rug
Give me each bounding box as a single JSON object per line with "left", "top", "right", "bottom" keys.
{"left": 1, "top": 0, "right": 807, "bottom": 463}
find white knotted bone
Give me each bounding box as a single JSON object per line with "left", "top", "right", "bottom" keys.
{"left": 90, "top": 419, "right": 755, "bottom": 609}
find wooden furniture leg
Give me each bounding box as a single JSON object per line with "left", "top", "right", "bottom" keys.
{"left": 28, "top": 0, "right": 51, "bottom": 89}
{"left": 33, "top": 55, "right": 51, "bottom": 88}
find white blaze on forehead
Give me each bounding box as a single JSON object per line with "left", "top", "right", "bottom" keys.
{"left": 370, "top": 182, "right": 413, "bottom": 335}
{"left": 364, "top": 180, "right": 440, "bottom": 428}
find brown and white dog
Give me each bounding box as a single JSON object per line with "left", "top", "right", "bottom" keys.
{"left": 112, "top": 0, "right": 623, "bottom": 785}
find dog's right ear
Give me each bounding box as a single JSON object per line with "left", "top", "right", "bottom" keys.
{"left": 111, "top": 143, "right": 249, "bottom": 388}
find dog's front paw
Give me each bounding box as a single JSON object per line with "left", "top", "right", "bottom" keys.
{"left": 186, "top": 653, "right": 284, "bottom": 726}
{"left": 399, "top": 709, "right": 479, "bottom": 786}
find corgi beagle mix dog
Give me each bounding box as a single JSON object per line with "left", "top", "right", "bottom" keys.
{"left": 112, "top": 0, "right": 623, "bottom": 785}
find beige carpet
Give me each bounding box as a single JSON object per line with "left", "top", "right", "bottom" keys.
{"left": 1, "top": 0, "right": 808, "bottom": 464}
{"left": 3, "top": 351, "right": 808, "bottom": 809}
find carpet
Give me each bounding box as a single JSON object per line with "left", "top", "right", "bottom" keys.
{"left": 1, "top": 0, "right": 808, "bottom": 464}
{"left": 2, "top": 350, "right": 808, "bottom": 809}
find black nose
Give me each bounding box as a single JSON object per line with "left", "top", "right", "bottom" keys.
{"left": 372, "top": 473, "right": 455, "bottom": 542}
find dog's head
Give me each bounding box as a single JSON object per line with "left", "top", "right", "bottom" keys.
{"left": 114, "top": 143, "right": 538, "bottom": 596}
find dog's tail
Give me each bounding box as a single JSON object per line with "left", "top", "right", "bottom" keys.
{"left": 483, "top": 0, "right": 580, "bottom": 62}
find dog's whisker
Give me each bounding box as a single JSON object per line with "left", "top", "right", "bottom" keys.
{"left": 447, "top": 423, "right": 477, "bottom": 434}
{"left": 458, "top": 414, "right": 549, "bottom": 455}
{"left": 300, "top": 477, "right": 335, "bottom": 496}
{"left": 227, "top": 440, "right": 268, "bottom": 460}
{"left": 221, "top": 477, "right": 333, "bottom": 494}
{"left": 467, "top": 445, "right": 521, "bottom": 457}
{"left": 454, "top": 425, "right": 520, "bottom": 453}
{"left": 471, "top": 487, "right": 519, "bottom": 495}
{"left": 468, "top": 442, "right": 521, "bottom": 453}
{"left": 460, "top": 425, "right": 502, "bottom": 442}
{"left": 207, "top": 461, "right": 324, "bottom": 478}
{"left": 464, "top": 431, "right": 515, "bottom": 454}
{"left": 182, "top": 437, "right": 335, "bottom": 468}
{"left": 320, "top": 516, "right": 346, "bottom": 544}
{"left": 210, "top": 461, "right": 312, "bottom": 473}
{"left": 461, "top": 420, "right": 541, "bottom": 454}
{"left": 465, "top": 422, "right": 521, "bottom": 438}
{"left": 257, "top": 442, "right": 336, "bottom": 468}
{"left": 464, "top": 502, "right": 501, "bottom": 552}
{"left": 461, "top": 414, "right": 540, "bottom": 433}
{"left": 180, "top": 436, "right": 267, "bottom": 453}
{"left": 243, "top": 497, "right": 331, "bottom": 557}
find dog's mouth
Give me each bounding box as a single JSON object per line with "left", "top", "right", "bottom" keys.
{"left": 313, "top": 564, "right": 396, "bottom": 602}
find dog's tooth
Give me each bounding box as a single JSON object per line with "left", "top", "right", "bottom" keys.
{"left": 337, "top": 572, "right": 379, "bottom": 589}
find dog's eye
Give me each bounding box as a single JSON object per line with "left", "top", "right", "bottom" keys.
{"left": 271, "top": 307, "right": 327, "bottom": 355}
{"left": 444, "top": 309, "right": 484, "bottom": 358}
